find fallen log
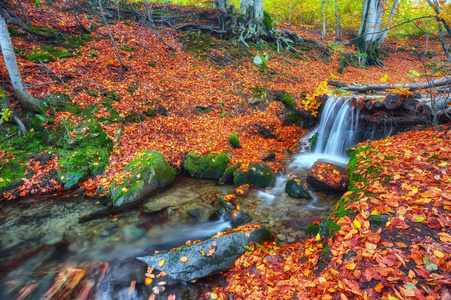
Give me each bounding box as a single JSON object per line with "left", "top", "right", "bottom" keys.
{"left": 327, "top": 76, "right": 451, "bottom": 92}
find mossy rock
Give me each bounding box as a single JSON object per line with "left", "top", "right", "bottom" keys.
{"left": 233, "top": 169, "right": 251, "bottom": 186}
{"left": 233, "top": 164, "right": 275, "bottom": 187}
{"left": 26, "top": 52, "right": 54, "bottom": 63}
{"left": 262, "top": 151, "right": 276, "bottom": 162}
{"left": 305, "top": 223, "right": 320, "bottom": 238}
{"left": 275, "top": 91, "right": 296, "bottom": 110}
{"left": 219, "top": 163, "right": 240, "bottom": 185}
{"left": 88, "top": 89, "right": 98, "bottom": 97}
{"left": 228, "top": 133, "right": 241, "bottom": 148}
{"left": 285, "top": 177, "right": 311, "bottom": 199}
{"left": 109, "top": 150, "right": 176, "bottom": 206}
{"left": 184, "top": 152, "right": 230, "bottom": 180}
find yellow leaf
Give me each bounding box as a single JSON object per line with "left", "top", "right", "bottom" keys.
{"left": 353, "top": 220, "right": 361, "bottom": 229}
{"left": 380, "top": 74, "right": 388, "bottom": 82}
{"left": 434, "top": 250, "right": 444, "bottom": 258}
{"left": 0, "top": 178, "right": 4, "bottom": 183}
{"left": 388, "top": 295, "right": 399, "bottom": 300}
{"left": 159, "top": 259, "right": 165, "bottom": 267}
{"left": 437, "top": 232, "right": 451, "bottom": 242}
{"left": 121, "top": 187, "right": 128, "bottom": 192}
{"left": 345, "top": 263, "right": 356, "bottom": 270}
{"left": 180, "top": 256, "right": 188, "bottom": 262}
{"left": 210, "top": 293, "right": 218, "bottom": 299}
{"left": 145, "top": 278, "right": 153, "bottom": 285}
{"left": 315, "top": 233, "right": 321, "bottom": 241}
{"left": 371, "top": 210, "right": 380, "bottom": 215}
{"left": 438, "top": 162, "right": 448, "bottom": 167}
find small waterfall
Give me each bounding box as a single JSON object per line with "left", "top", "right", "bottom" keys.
{"left": 314, "top": 96, "right": 359, "bottom": 158}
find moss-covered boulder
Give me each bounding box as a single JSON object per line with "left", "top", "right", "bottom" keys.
{"left": 219, "top": 163, "right": 240, "bottom": 185}
{"left": 233, "top": 163, "right": 275, "bottom": 188}
{"left": 233, "top": 169, "right": 251, "bottom": 186}
{"left": 109, "top": 150, "right": 175, "bottom": 206}
{"left": 184, "top": 152, "right": 230, "bottom": 180}
{"left": 246, "top": 163, "right": 275, "bottom": 188}
{"left": 285, "top": 177, "right": 312, "bottom": 199}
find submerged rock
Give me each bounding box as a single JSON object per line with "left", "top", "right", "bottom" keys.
{"left": 184, "top": 152, "right": 230, "bottom": 180}
{"left": 109, "top": 150, "right": 175, "bottom": 206}
{"left": 137, "top": 226, "right": 271, "bottom": 282}
{"left": 307, "top": 160, "right": 348, "bottom": 193}
{"left": 285, "top": 177, "right": 312, "bottom": 199}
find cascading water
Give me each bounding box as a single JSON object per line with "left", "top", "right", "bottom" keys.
{"left": 314, "top": 96, "right": 359, "bottom": 158}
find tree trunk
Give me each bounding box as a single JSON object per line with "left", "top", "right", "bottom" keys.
{"left": 356, "top": 0, "right": 384, "bottom": 65}
{"left": 321, "top": 0, "right": 326, "bottom": 40}
{"left": 236, "top": 0, "right": 265, "bottom": 42}
{"left": 0, "top": 15, "right": 46, "bottom": 114}
{"left": 334, "top": 0, "right": 342, "bottom": 41}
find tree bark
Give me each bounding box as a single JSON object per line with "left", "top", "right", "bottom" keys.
{"left": 334, "top": 0, "right": 342, "bottom": 41}
{"left": 328, "top": 76, "right": 451, "bottom": 92}
{"left": 0, "top": 15, "right": 46, "bottom": 114}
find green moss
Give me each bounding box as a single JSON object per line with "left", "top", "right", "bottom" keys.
{"left": 228, "top": 133, "right": 241, "bottom": 148}
{"left": 26, "top": 52, "right": 54, "bottom": 63}
{"left": 219, "top": 163, "right": 240, "bottom": 185}
{"left": 275, "top": 91, "right": 296, "bottom": 110}
{"left": 304, "top": 223, "right": 319, "bottom": 238}
{"left": 311, "top": 132, "right": 318, "bottom": 151}
{"left": 246, "top": 163, "right": 275, "bottom": 188}
{"left": 263, "top": 11, "right": 273, "bottom": 31}
{"left": 121, "top": 45, "right": 134, "bottom": 52}
{"left": 184, "top": 152, "right": 230, "bottom": 179}
{"left": 43, "top": 46, "right": 72, "bottom": 59}
{"left": 233, "top": 169, "right": 251, "bottom": 186}
{"left": 8, "top": 27, "right": 22, "bottom": 37}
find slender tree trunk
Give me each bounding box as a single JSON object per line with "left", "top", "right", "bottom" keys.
{"left": 428, "top": 0, "right": 451, "bottom": 37}
{"left": 0, "top": 15, "right": 46, "bottom": 114}
{"left": 254, "top": 0, "right": 264, "bottom": 37}
{"left": 97, "top": 0, "right": 127, "bottom": 71}
{"left": 334, "top": 0, "right": 342, "bottom": 41}
{"left": 321, "top": 0, "right": 326, "bottom": 40}
{"left": 378, "top": 0, "right": 399, "bottom": 46}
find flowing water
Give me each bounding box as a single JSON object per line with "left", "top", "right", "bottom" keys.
{"left": 0, "top": 97, "right": 362, "bottom": 299}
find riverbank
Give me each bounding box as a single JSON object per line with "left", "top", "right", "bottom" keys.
{"left": 212, "top": 124, "right": 451, "bottom": 299}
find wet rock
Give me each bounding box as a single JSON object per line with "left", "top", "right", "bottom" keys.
{"left": 233, "top": 163, "right": 275, "bottom": 188}
{"left": 184, "top": 152, "right": 230, "bottom": 180}
{"left": 307, "top": 160, "right": 349, "bottom": 193}
{"left": 137, "top": 226, "right": 271, "bottom": 282}
{"left": 262, "top": 151, "right": 276, "bottom": 162}
{"left": 285, "top": 177, "right": 312, "bottom": 199}
{"left": 109, "top": 150, "right": 176, "bottom": 206}
{"left": 143, "top": 188, "right": 200, "bottom": 212}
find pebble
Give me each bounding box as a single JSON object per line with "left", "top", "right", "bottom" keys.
{"left": 278, "top": 234, "right": 287, "bottom": 241}
{"left": 287, "top": 237, "right": 295, "bottom": 243}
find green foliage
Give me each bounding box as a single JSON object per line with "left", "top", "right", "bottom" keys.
{"left": 0, "top": 109, "right": 12, "bottom": 124}
{"left": 184, "top": 152, "right": 230, "bottom": 179}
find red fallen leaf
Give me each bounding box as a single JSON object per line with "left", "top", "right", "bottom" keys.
{"left": 415, "top": 268, "right": 431, "bottom": 279}
{"left": 366, "top": 233, "right": 381, "bottom": 244}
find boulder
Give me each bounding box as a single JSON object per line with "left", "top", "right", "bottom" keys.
{"left": 285, "top": 177, "right": 312, "bottom": 199}
{"left": 184, "top": 152, "right": 230, "bottom": 180}
{"left": 219, "top": 163, "right": 240, "bottom": 185}
{"left": 234, "top": 163, "right": 275, "bottom": 188}
{"left": 137, "top": 226, "right": 271, "bottom": 282}
{"left": 109, "top": 150, "right": 176, "bottom": 206}
{"left": 306, "top": 160, "right": 349, "bottom": 193}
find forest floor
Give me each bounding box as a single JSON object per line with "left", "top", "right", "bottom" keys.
{"left": 0, "top": 1, "right": 450, "bottom": 299}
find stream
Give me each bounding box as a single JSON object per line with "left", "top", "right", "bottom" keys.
{"left": 0, "top": 97, "right": 367, "bottom": 299}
